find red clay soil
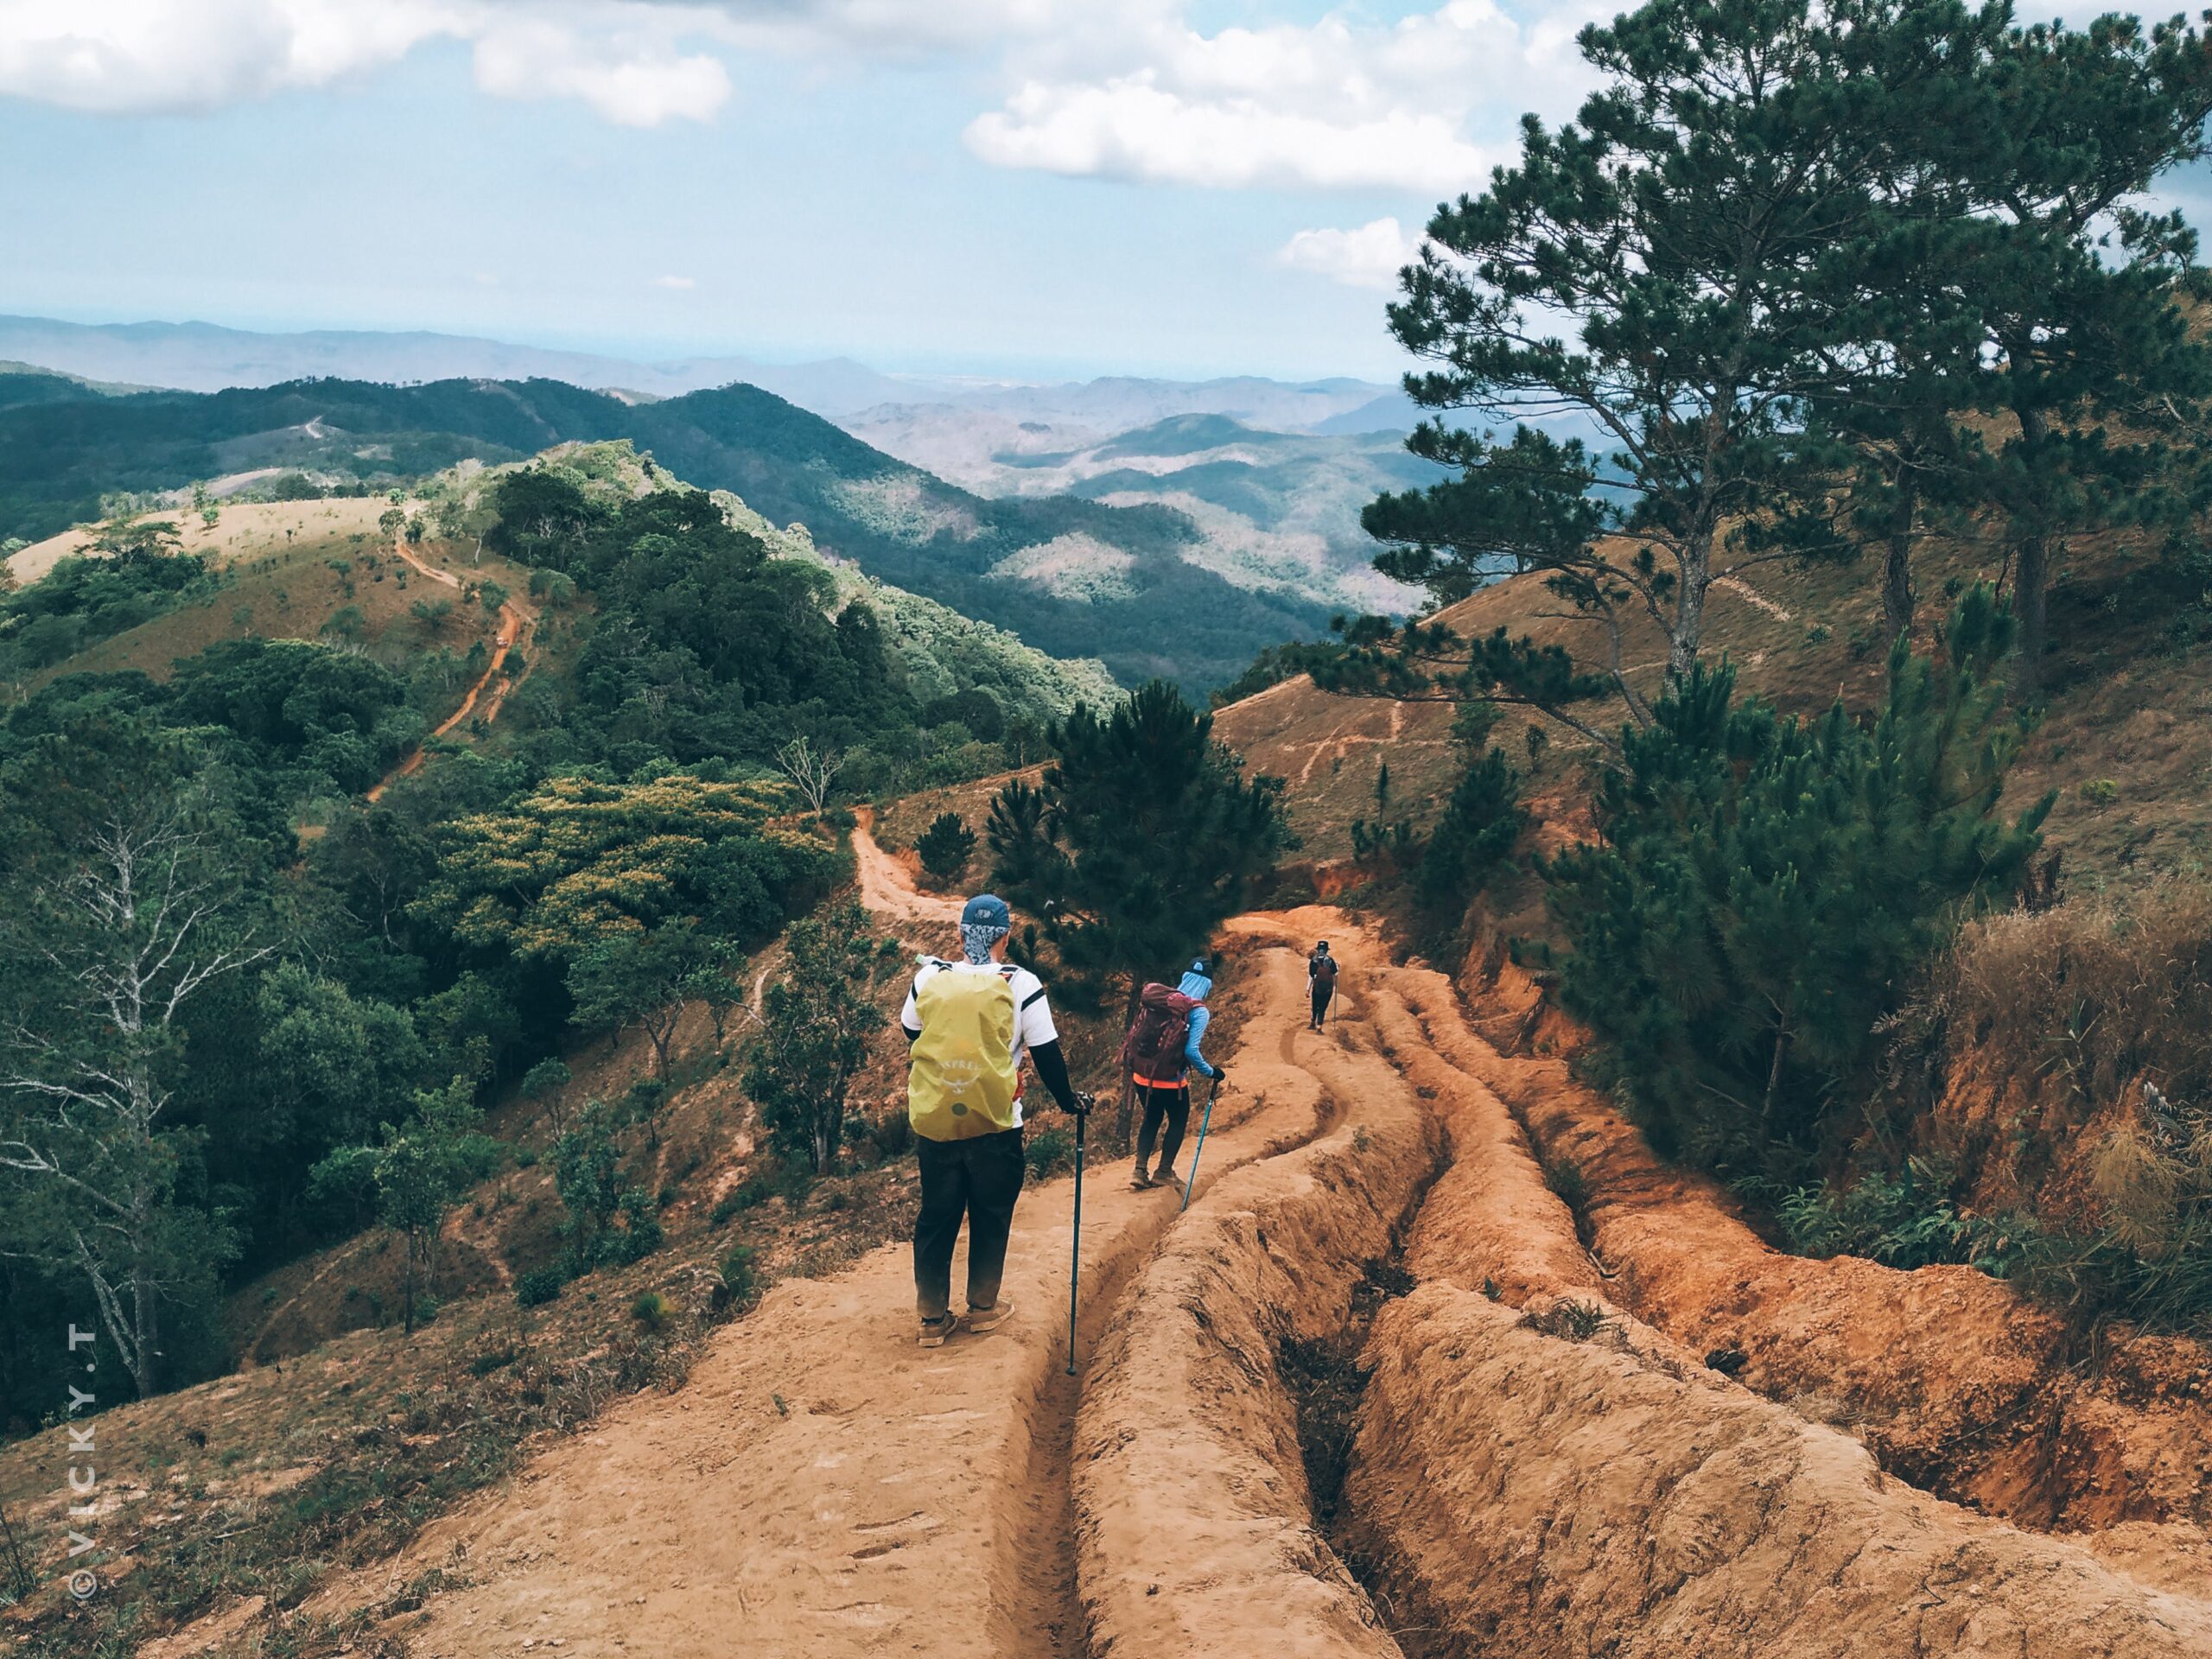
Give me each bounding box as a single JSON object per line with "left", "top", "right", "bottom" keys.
{"left": 1425, "top": 961, "right": 2212, "bottom": 1547}
{"left": 301, "top": 944, "right": 1335, "bottom": 1659}
{"left": 1352, "top": 1285, "right": 2212, "bottom": 1659}
{"left": 1278, "top": 923, "right": 2212, "bottom": 1656}
{"left": 1071, "top": 928, "right": 1440, "bottom": 1659}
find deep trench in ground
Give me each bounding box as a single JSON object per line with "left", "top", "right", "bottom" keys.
{"left": 1278, "top": 1249, "right": 1466, "bottom": 1659}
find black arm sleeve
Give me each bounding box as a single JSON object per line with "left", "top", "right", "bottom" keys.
{"left": 1027, "top": 1039, "right": 1082, "bottom": 1115}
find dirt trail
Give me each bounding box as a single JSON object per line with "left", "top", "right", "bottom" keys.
{"left": 852, "top": 806, "right": 965, "bottom": 929}
{"left": 365, "top": 538, "right": 537, "bottom": 803}
{"left": 1071, "top": 925, "right": 1439, "bottom": 1657}
{"left": 300, "top": 895, "right": 2212, "bottom": 1657}
{"left": 309, "top": 950, "right": 1333, "bottom": 1657}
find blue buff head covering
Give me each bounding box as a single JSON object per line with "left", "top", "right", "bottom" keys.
{"left": 959, "top": 893, "right": 1013, "bottom": 965}
{"left": 1178, "top": 956, "right": 1213, "bottom": 1001}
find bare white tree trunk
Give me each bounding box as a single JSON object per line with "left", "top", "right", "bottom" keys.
{"left": 1, "top": 809, "right": 268, "bottom": 1398}
{"left": 774, "top": 737, "right": 844, "bottom": 814}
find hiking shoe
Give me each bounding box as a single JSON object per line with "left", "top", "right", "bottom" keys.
{"left": 1153, "top": 1166, "right": 1183, "bottom": 1195}
{"left": 966, "top": 1297, "right": 1016, "bottom": 1334}
{"left": 1130, "top": 1162, "right": 1155, "bottom": 1190}
{"left": 918, "top": 1313, "right": 957, "bottom": 1348}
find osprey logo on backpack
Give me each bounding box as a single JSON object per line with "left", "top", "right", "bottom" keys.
{"left": 907, "top": 959, "right": 1022, "bottom": 1141}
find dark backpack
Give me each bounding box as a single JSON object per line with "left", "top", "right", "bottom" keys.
{"left": 1311, "top": 952, "right": 1338, "bottom": 985}
{"left": 1120, "top": 982, "right": 1198, "bottom": 1084}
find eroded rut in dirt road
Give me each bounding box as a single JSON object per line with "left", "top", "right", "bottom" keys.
{"left": 309, "top": 893, "right": 2212, "bottom": 1659}
{"left": 1322, "top": 926, "right": 2212, "bottom": 1656}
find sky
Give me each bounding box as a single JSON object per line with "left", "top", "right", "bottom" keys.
{"left": 0, "top": 0, "right": 1618, "bottom": 382}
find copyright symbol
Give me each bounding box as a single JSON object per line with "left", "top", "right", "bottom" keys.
{"left": 67, "top": 1570, "right": 98, "bottom": 1600}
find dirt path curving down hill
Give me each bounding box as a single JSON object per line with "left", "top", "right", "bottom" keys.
{"left": 295, "top": 887, "right": 2212, "bottom": 1658}
{"left": 365, "top": 538, "right": 537, "bottom": 803}
{"left": 852, "top": 806, "right": 966, "bottom": 929}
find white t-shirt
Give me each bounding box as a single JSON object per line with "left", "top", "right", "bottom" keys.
{"left": 900, "top": 957, "right": 1059, "bottom": 1128}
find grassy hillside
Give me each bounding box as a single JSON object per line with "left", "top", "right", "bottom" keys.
{"left": 1217, "top": 519, "right": 2212, "bottom": 887}
{"left": 2, "top": 442, "right": 1120, "bottom": 773}
{"left": 0, "top": 373, "right": 1331, "bottom": 691}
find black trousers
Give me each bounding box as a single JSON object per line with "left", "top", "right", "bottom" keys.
{"left": 1311, "top": 983, "right": 1334, "bottom": 1025}
{"left": 913, "top": 1127, "right": 1025, "bottom": 1322}
{"left": 1135, "top": 1083, "right": 1192, "bottom": 1171}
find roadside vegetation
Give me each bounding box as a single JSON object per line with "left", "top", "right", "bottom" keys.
{"left": 1264, "top": 0, "right": 2212, "bottom": 1336}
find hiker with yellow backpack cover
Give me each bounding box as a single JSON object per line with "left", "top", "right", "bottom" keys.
{"left": 903, "top": 893, "right": 1091, "bottom": 1348}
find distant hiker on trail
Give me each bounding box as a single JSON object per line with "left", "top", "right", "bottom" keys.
{"left": 904, "top": 893, "right": 1090, "bottom": 1349}
{"left": 1308, "top": 941, "right": 1337, "bottom": 1029}
{"left": 1122, "top": 958, "right": 1226, "bottom": 1197}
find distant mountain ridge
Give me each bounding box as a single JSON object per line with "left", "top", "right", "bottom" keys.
{"left": 0, "top": 316, "right": 1402, "bottom": 430}
{"left": 840, "top": 406, "right": 1435, "bottom": 617}
{"left": 0, "top": 315, "right": 917, "bottom": 414}
{"left": 0, "top": 370, "right": 1330, "bottom": 691}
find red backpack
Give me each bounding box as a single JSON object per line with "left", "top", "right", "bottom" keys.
{"left": 1120, "top": 982, "right": 1198, "bottom": 1085}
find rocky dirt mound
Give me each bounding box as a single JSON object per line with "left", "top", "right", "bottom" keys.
{"left": 1283, "top": 919, "right": 2212, "bottom": 1657}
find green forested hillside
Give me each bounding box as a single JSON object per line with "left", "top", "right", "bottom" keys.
{"left": 0, "top": 432, "right": 1124, "bottom": 1431}
{"left": 0, "top": 373, "right": 1329, "bottom": 690}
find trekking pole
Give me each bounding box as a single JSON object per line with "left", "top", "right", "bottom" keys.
{"left": 1180, "top": 1077, "right": 1220, "bottom": 1214}
{"left": 1066, "top": 1096, "right": 1090, "bottom": 1376}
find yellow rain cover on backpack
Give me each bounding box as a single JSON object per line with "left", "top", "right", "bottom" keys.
{"left": 908, "top": 960, "right": 1020, "bottom": 1141}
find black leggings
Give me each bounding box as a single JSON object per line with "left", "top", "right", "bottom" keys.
{"left": 1135, "top": 1083, "right": 1192, "bottom": 1170}
{"left": 1311, "top": 982, "right": 1334, "bottom": 1024}
{"left": 913, "top": 1127, "right": 1025, "bottom": 1321}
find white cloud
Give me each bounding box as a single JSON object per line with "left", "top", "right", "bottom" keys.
{"left": 472, "top": 16, "right": 729, "bottom": 126}
{"left": 0, "top": 0, "right": 1602, "bottom": 188}
{"left": 964, "top": 0, "right": 1605, "bottom": 192}
{"left": 1277, "top": 217, "right": 1420, "bottom": 290}
{"left": 651, "top": 273, "right": 696, "bottom": 288}
{"left": 0, "top": 0, "right": 732, "bottom": 124}
{"left": 970, "top": 83, "right": 1491, "bottom": 192}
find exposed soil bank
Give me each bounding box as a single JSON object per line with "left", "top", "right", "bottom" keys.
{"left": 1306, "top": 916, "right": 2212, "bottom": 1656}
{"left": 1070, "top": 925, "right": 1443, "bottom": 1658}
{"left": 1437, "top": 980, "right": 2212, "bottom": 1542}
{"left": 1353, "top": 1283, "right": 2212, "bottom": 1659}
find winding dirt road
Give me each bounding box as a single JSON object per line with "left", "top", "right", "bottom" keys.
{"left": 302, "top": 855, "right": 2212, "bottom": 1657}
{"left": 851, "top": 806, "right": 965, "bottom": 930}
{"left": 365, "top": 538, "right": 537, "bottom": 803}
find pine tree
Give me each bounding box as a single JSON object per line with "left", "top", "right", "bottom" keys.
{"left": 916, "top": 811, "right": 978, "bottom": 889}
{"left": 1541, "top": 588, "right": 2051, "bottom": 1176}
{"left": 1347, "top": 0, "right": 2008, "bottom": 730}
{"left": 1421, "top": 748, "right": 1527, "bottom": 907}
{"left": 988, "top": 683, "right": 1288, "bottom": 1012}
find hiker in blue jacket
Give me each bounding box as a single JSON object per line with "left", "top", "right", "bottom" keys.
{"left": 1126, "top": 958, "right": 1226, "bottom": 1195}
